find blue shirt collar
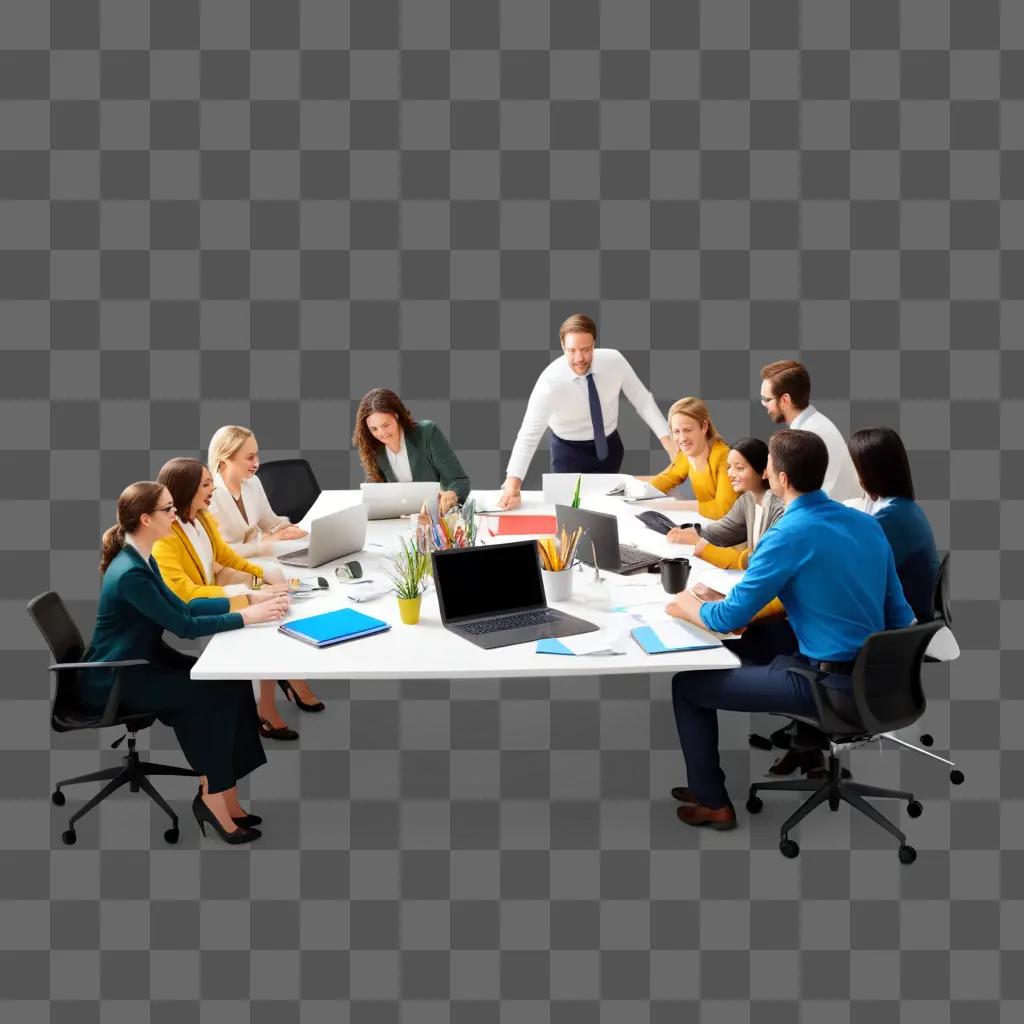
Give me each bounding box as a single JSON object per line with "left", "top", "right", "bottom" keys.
{"left": 786, "top": 489, "right": 829, "bottom": 513}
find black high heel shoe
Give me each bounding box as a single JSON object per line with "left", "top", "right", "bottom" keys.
{"left": 197, "top": 786, "right": 262, "bottom": 828}
{"left": 278, "top": 679, "right": 325, "bottom": 712}
{"left": 259, "top": 717, "right": 299, "bottom": 741}
{"left": 192, "top": 794, "right": 260, "bottom": 845}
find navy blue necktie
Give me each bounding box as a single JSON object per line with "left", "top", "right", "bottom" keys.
{"left": 586, "top": 373, "right": 609, "bottom": 462}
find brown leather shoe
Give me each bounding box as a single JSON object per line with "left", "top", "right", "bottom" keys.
{"left": 670, "top": 786, "right": 699, "bottom": 804}
{"left": 676, "top": 802, "right": 737, "bottom": 830}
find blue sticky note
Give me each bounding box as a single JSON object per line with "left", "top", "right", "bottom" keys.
{"left": 536, "top": 638, "right": 574, "bottom": 656}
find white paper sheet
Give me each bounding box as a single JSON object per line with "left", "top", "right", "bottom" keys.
{"left": 688, "top": 563, "right": 745, "bottom": 595}
{"left": 632, "top": 606, "right": 731, "bottom": 645}
{"left": 554, "top": 619, "right": 631, "bottom": 655}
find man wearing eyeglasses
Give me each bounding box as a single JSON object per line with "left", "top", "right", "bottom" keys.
{"left": 758, "top": 360, "right": 863, "bottom": 503}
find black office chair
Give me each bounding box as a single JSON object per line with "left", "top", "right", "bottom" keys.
{"left": 749, "top": 552, "right": 965, "bottom": 786}
{"left": 918, "top": 554, "right": 957, "bottom": 740}
{"left": 746, "top": 620, "right": 945, "bottom": 864}
{"left": 28, "top": 591, "right": 199, "bottom": 846}
{"left": 256, "top": 458, "right": 322, "bottom": 524}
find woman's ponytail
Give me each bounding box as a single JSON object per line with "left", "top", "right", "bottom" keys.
{"left": 99, "top": 524, "right": 125, "bottom": 575}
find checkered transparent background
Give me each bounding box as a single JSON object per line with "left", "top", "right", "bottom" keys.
{"left": 0, "top": 1, "right": 1021, "bottom": 1019}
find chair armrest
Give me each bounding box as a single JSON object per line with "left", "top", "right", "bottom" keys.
{"left": 48, "top": 659, "right": 150, "bottom": 729}
{"left": 48, "top": 659, "right": 149, "bottom": 672}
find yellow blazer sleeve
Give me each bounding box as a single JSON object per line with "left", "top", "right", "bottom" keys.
{"left": 650, "top": 452, "right": 690, "bottom": 494}
{"left": 752, "top": 596, "right": 786, "bottom": 621}
{"left": 153, "top": 525, "right": 251, "bottom": 613}
{"left": 201, "top": 512, "right": 264, "bottom": 579}
{"left": 697, "top": 543, "right": 745, "bottom": 570}
{"left": 696, "top": 443, "right": 738, "bottom": 520}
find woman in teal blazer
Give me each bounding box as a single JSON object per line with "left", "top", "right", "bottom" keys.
{"left": 353, "top": 388, "right": 471, "bottom": 513}
{"left": 85, "top": 481, "right": 289, "bottom": 844}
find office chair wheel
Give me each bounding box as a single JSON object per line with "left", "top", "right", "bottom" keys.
{"left": 899, "top": 845, "right": 917, "bottom": 865}
{"left": 920, "top": 733, "right": 934, "bottom": 747}
{"left": 749, "top": 733, "right": 774, "bottom": 751}
{"left": 51, "top": 790, "right": 65, "bottom": 806}
{"left": 828, "top": 794, "right": 841, "bottom": 812}
{"left": 907, "top": 800, "right": 923, "bottom": 819}
{"left": 61, "top": 829, "right": 76, "bottom": 846}
{"left": 950, "top": 770, "right": 965, "bottom": 786}
{"left": 163, "top": 827, "right": 179, "bottom": 845}
{"left": 746, "top": 795, "right": 763, "bottom": 814}
{"left": 779, "top": 838, "right": 799, "bottom": 859}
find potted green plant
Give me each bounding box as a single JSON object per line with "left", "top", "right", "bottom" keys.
{"left": 386, "top": 538, "right": 430, "bottom": 624}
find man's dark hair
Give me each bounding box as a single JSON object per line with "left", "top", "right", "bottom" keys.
{"left": 769, "top": 430, "right": 828, "bottom": 494}
{"left": 848, "top": 427, "right": 914, "bottom": 501}
{"left": 760, "top": 359, "right": 811, "bottom": 410}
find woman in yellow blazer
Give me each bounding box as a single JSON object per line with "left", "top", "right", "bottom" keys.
{"left": 152, "top": 458, "right": 314, "bottom": 741}
{"left": 640, "top": 397, "right": 737, "bottom": 520}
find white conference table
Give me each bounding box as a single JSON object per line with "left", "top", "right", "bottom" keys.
{"left": 191, "top": 488, "right": 741, "bottom": 682}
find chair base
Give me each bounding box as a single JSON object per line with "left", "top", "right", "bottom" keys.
{"left": 748, "top": 755, "right": 921, "bottom": 862}
{"left": 53, "top": 733, "right": 199, "bottom": 844}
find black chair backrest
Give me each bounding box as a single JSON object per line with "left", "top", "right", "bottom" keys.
{"left": 850, "top": 620, "right": 945, "bottom": 735}
{"left": 256, "top": 458, "right": 321, "bottom": 524}
{"left": 931, "top": 551, "right": 951, "bottom": 625}
{"left": 27, "top": 591, "right": 87, "bottom": 732}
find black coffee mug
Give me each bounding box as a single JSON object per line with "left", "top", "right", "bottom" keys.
{"left": 660, "top": 557, "right": 691, "bottom": 594}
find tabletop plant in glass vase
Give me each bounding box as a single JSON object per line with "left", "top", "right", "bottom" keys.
{"left": 386, "top": 537, "right": 431, "bottom": 625}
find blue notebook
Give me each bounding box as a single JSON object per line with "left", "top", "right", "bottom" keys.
{"left": 279, "top": 607, "right": 391, "bottom": 648}
{"left": 630, "top": 624, "right": 720, "bottom": 655}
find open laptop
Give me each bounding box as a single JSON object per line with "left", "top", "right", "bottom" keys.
{"left": 278, "top": 505, "right": 367, "bottom": 568}
{"left": 360, "top": 481, "right": 440, "bottom": 520}
{"left": 555, "top": 504, "right": 661, "bottom": 575}
{"left": 432, "top": 540, "right": 598, "bottom": 650}
{"left": 541, "top": 473, "right": 627, "bottom": 505}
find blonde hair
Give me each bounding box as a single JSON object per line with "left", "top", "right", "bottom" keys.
{"left": 208, "top": 425, "right": 254, "bottom": 477}
{"left": 667, "top": 397, "right": 723, "bottom": 448}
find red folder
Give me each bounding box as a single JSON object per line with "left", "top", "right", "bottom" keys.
{"left": 489, "top": 515, "right": 557, "bottom": 536}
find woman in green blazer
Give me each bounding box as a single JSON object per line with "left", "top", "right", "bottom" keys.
{"left": 85, "top": 482, "right": 289, "bottom": 844}
{"left": 353, "top": 388, "right": 471, "bottom": 513}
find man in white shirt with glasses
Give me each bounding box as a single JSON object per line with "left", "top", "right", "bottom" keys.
{"left": 758, "top": 358, "right": 863, "bottom": 503}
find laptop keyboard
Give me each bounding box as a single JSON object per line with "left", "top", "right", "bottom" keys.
{"left": 619, "top": 545, "right": 655, "bottom": 568}
{"left": 458, "top": 609, "right": 561, "bottom": 635}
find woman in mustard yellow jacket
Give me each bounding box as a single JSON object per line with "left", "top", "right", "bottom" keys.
{"left": 640, "top": 397, "right": 737, "bottom": 520}
{"left": 152, "top": 458, "right": 321, "bottom": 740}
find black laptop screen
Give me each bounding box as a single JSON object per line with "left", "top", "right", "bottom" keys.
{"left": 433, "top": 542, "right": 545, "bottom": 622}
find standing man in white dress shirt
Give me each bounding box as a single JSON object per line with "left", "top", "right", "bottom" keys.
{"left": 497, "top": 314, "right": 674, "bottom": 509}
{"left": 758, "top": 359, "right": 864, "bottom": 502}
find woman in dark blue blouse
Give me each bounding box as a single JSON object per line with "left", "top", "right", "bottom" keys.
{"left": 848, "top": 427, "right": 940, "bottom": 622}
{"left": 86, "top": 482, "right": 289, "bottom": 844}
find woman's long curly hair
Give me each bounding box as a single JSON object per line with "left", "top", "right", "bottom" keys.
{"left": 352, "top": 388, "right": 418, "bottom": 483}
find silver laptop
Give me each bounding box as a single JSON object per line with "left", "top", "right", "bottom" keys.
{"left": 278, "top": 505, "right": 367, "bottom": 568}
{"left": 555, "top": 504, "right": 661, "bottom": 575}
{"left": 431, "top": 540, "right": 598, "bottom": 651}
{"left": 541, "top": 473, "right": 627, "bottom": 505}
{"left": 360, "top": 481, "right": 440, "bottom": 520}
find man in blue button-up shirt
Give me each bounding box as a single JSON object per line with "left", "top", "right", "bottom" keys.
{"left": 664, "top": 430, "right": 915, "bottom": 830}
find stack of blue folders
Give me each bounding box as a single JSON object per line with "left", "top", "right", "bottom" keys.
{"left": 279, "top": 607, "right": 391, "bottom": 648}
{"left": 630, "top": 620, "right": 721, "bottom": 654}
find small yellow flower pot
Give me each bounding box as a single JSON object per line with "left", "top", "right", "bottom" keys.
{"left": 397, "top": 595, "right": 422, "bottom": 625}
